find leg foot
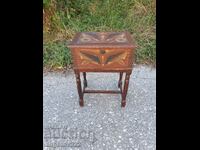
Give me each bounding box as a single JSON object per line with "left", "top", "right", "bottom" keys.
{"left": 79, "top": 99, "right": 84, "bottom": 107}
{"left": 118, "top": 72, "right": 123, "bottom": 88}
{"left": 83, "top": 72, "right": 87, "bottom": 87}
{"left": 121, "top": 72, "right": 131, "bottom": 107}
{"left": 121, "top": 100, "right": 126, "bottom": 107}
{"left": 74, "top": 71, "right": 84, "bottom": 107}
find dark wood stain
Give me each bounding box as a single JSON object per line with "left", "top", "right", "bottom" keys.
{"left": 80, "top": 51, "right": 100, "bottom": 64}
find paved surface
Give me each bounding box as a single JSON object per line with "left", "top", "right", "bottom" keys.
{"left": 43, "top": 65, "right": 156, "bottom": 150}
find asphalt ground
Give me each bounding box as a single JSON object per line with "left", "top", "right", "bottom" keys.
{"left": 43, "top": 65, "right": 156, "bottom": 150}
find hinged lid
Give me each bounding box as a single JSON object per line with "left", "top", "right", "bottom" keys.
{"left": 68, "top": 32, "right": 136, "bottom": 48}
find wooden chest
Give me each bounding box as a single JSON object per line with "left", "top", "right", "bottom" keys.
{"left": 68, "top": 32, "right": 136, "bottom": 72}
{"left": 68, "top": 32, "right": 136, "bottom": 107}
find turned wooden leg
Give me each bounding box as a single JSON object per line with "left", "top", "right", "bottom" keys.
{"left": 83, "top": 72, "right": 87, "bottom": 87}
{"left": 118, "top": 72, "right": 123, "bottom": 88}
{"left": 74, "top": 71, "right": 84, "bottom": 106}
{"left": 121, "top": 72, "right": 131, "bottom": 107}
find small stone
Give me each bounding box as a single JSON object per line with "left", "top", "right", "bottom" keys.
{"left": 123, "top": 128, "right": 127, "bottom": 132}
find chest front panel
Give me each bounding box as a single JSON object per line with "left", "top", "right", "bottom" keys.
{"left": 71, "top": 48, "right": 134, "bottom": 70}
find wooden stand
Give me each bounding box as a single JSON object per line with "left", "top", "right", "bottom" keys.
{"left": 74, "top": 71, "right": 132, "bottom": 107}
